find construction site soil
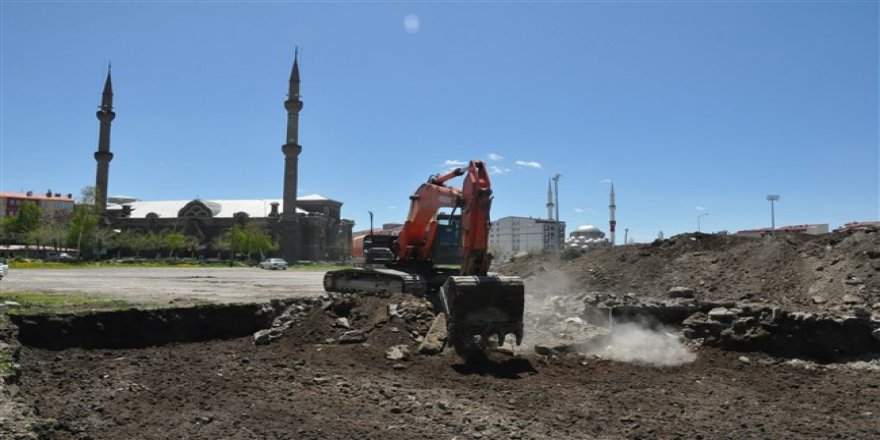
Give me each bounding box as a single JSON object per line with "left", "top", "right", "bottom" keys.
{"left": 4, "top": 227, "right": 880, "bottom": 439}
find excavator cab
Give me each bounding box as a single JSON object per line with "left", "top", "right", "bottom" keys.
{"left": 431, "top": 213, "right": 462, "bottom": 265}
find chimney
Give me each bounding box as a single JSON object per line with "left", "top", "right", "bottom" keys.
{"left": 67, "top": 193, "right": 73, "bottom": 199}
{"left": 26, "top": 191, "right": 33, "bottom": 197}
{"left": 46, "top": 189, "right": 52, "bottom": 197}
{"left": 268, "top": 202, "right": 280, "bottom": 218}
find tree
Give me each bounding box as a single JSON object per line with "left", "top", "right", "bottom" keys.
{"left": 65, "top": 186, "right": 99, "bottom": 258}
{"left": 67, "top": 204, "right": 98, "bottom": 255}
{"left": 164, "top": 231, "right": 187, "bottom": 258}
{"left": 243, "top": 224, "right": 277, "bottom": 261}
{"left": 10, "top": 201, "right": 42, "bottom": 235}
{"left": 145, "top": 231, "right": 166, "bottom": 259}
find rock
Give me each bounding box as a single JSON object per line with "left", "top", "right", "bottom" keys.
{"left": 668, "top": 287, "right": 695, "bottom": 298}
{"left": 815, "top": 265, "right": 825, "bottom": 272}
{"left": 812, "top": 296, "right": 827, "bottom": 304}
{"left": 419, "top": 313, "right": 448, "bottom": 355}
{"left": 872, "top": 328, "right": 880, "bottom": 342}
{"left": 708, "top": 307, "right": 737, "bottom": 322}
{"left": 1, "top": 301, "right": 21, "bottom": 308}
{"left": 385, "top": 344, "right": 410, "bottom": 361}
{"left": 253, "top": 329, "right": 271, "bottom": 346}
{"left": 844, "top": 277, "right": 864, "bottom": 286}
{"left": 738, "top": 356, "right": 751, "bottom": 364}
{"left": 338, "top": 330, "right": 367, "bottom": 344}
{"left": 842, "top": 294, "right": 862, "bottom": 305}
{"left": 334, "top": 317, "right": 350, "bottom": 329}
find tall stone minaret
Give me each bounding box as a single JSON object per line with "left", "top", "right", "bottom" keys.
{"left": 282, "top": 49, "right": 303, "bottom": 218}
{"left": 546, "top": 179, "right": 555, "bottom": 220}
{"left": 609, "top": 181, "right": 617, "bottom": 246}
{"left": 94, "top": 66, "right": 115, "bottom": 217}
{"left": 279, "top": 50, "right": 303, "bottom": 261}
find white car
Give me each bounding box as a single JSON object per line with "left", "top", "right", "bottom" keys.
{"left": 259, "top": 258, "right": 289, "bottom": 270}
{"left": 0, "top": 259, "right": 8, "bottom": 280}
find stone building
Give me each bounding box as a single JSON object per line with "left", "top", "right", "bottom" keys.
{"left": 99, "top": 53, "right": 353, "bottom": 261}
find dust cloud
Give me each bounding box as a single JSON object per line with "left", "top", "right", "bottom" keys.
{"left": 519, "top": 269, "right": 696, "bottom": 366}
{"left": 589, "top": 322, "right": 697, "bottom": 366}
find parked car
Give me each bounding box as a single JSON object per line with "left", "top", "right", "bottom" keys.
{"left": 47, "top": 252, "right": 77, "bottom": 262}
{"left": 0, "top": 258, "right": 8, "bottom": 280}
{"left": 258, "top": 258, "right": 289, "bottom": 270}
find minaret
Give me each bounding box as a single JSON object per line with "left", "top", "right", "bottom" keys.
{"left": 94, "top": 66, "right": 115, "bottom": 217}
{"left": 609, "top": 181, "right": 617, "bottom": 245}
{"left": 279, "top": 49, "right": 303, "bottom": 261}
{"left": 546, "top": 179, "right": 555, "bottom": 220}
{"left": 282, "top": 49, "right": 303, "bottom": 217}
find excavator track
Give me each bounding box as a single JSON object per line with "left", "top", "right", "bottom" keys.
{"left": 439, "top": 275, "right": 525, "bottom": 359}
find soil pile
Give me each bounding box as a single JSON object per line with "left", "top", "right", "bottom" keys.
{"left": 499, "top": 227, "right": 880, "bottom": 315}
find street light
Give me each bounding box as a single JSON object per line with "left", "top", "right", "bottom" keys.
{"left": 697, "top": 212, "right": 709, "bottom": 233}
{"left": 766, "top": 194, "right": 780, "bottom": 235}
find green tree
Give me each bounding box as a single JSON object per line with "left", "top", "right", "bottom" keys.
{"left": 10, "top": 201, "right": 42, "bottom": 234}
{"left": 164, "top": 231, "right": 187, "bottom": 258}
{"left": 243, "top": 224, "right": 277, "bottom": 261}
{"left": 67, "top": 204, "right": 98, "bottom": 255}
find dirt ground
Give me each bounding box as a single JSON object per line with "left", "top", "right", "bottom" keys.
{"left": 6, "top": 227, "right": 880, "bottom": 439}
{"left": 0, "top": 267, "right": 326, "bottom": 305}
{"left": 15, "top": 293, "right": 880, "bottom": 440}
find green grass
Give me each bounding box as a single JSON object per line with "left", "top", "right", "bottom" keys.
{"left": 0, "top": 291, "right": 137, "bottom": 314}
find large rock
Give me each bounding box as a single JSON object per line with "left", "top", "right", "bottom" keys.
{"left": 385, "top": 344, "right": 410, "bottom": 361}
{"left": 338, "top": 330, "right": 367, "bottom": 344}
{"left": 418, "top": 313, "right": 448, "bottom": 355}
{"left": 253, "top": 329, "right": 272, "bottom": 346}
{"left": 708, "top": 307, "right": 737, "bottom": 322}
{"left": 842, "top": 294, "right": 863, "bottom": 305}
{"left": 668, "top": 287, "right": 696, "bottom": 299}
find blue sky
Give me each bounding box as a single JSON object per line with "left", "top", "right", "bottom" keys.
{"left": 1, "top": 1, "right": 877, "bottom": 242}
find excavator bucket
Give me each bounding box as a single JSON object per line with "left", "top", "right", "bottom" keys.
{"left": 439, "top": 275, "right": 525, "bottom": 358}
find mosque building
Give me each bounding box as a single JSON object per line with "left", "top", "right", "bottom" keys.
{"left": 97, "top": 53, "right": 353, "bottom": 261}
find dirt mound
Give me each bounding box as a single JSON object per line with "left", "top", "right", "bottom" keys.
{"left": 499, "top": 228, "right": 880, "bottom": 314}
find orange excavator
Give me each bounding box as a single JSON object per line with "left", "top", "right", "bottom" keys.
{"left": 324, "top": 160, "right": 525, "bottom": 355}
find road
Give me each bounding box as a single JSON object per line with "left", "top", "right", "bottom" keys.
{"left": 0, "top": 267, "right": 327, "bottom": 305}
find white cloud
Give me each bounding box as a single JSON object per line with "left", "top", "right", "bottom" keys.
{"left": 489, "top": 166, "right": 512, "bottom": 175}
{"left": 487, "top": 153, "right": 505, "bottom": 161}
{"left": 574, "top": 208, "right": 585, "bottom": 213}
{"left": 403, "top": 14, "right": 420, "bottom": 34}
{"left": 444, "top": 159, "right": 467, "bottom": 166}
{"left": 387, "top": 205, "right": 397, "bottom": 210}
{"left": 696, "top": 206, "right": 705, "bottom": 211}
{"left": 515, "top": 160, "right": 543, "bottom": 169}
{"left": 598, "top": 178, "right": 612, "bottom": 184}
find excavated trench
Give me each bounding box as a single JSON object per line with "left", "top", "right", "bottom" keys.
{"left": 7, "top": 299, "right": 313, "bottom": 350}
{"left": 5, "top": 297, "right": 879, "bottom": 363}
